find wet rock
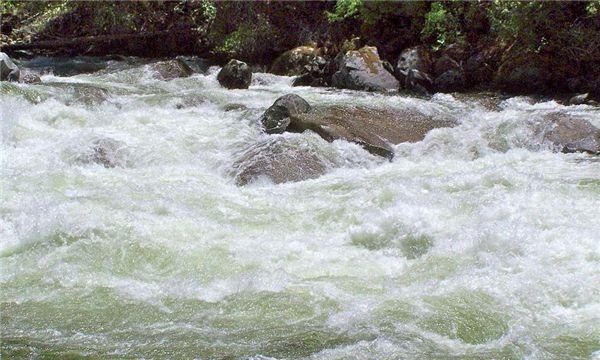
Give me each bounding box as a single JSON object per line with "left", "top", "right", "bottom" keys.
{"left": 270, "top": 46, "right": 325, "bottom": 76}
{"left": 465, "top": 52, "right": 495, "bottom": 86}
{"left": 1, "top": 52, "right": 20, "bottom": 81}
{"left": 332, "top": 46, "right": 399, "bottom": 92}
{"left": 434, "top": 69, "right": 467, "bottom": 93}
{"left": 568, "top": 93, "right": 590, "bottom": 105}
{"left": 396, "top": 46, "right": 433, "bottom": 78}
{"left": 494, "top": 53, "right": 569, "bottom": 93}
{"left": 19, "top": 71, "right": 41, "bottom": 84}
{"left": 292, "top": 73, "right": 326, "bottom": 87}
{"left": 433, "top": 55, "right": 460, "bottom": 77}
{"left": 287, "top": 105, "right": 456, "bottom": 159}
{"left": 539, "top": 113, "right": 600, "bottom": 154}
{"left": 403, "top": 69, "right": 434, "bottom": 96}
{"left": 261, "top": 94, "right": 311, "bottom": 134}
{"left": 432, "top": 55, "right": 466, "bottom": 92}
{"left": 217, "top": 59, "right": 252, "bottom": 89}
{"left": 223, "top": 103, "right": 248, "bottom": 112}
{"left": 233, "top": 138, "right": 328, "bottom": 185}
{"left": 291, "top": 54, "right": 328, "bottom": 87}
{"left": 441, "top": 43, "right": 469, "bottom": 62}
{"left": 75, "top": 138, "right": 129, "bottom": 168}
{"left": 149, "top": 59, "right": 194, "bottom": 80}
{"left": 71, "top": 85, "right": 110, "bottom": 105}
{"left": 396, "top": 46, "right": 434, "bottom": 95}
{"left": 567, "top": 76, "right": 600, "bottom": 97}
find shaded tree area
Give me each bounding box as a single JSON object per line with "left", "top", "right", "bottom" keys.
{"left": 1, "top": 0, "right": 599, "bottom": 93}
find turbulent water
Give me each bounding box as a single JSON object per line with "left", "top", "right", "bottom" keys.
{"left": 1, "top": 57, "right": 599, "bottom": 359}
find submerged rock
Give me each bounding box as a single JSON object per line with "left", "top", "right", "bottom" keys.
{"left": 71, "top": 84, "right": 110, "bottom": 105}
{"left": 149, "top": 59, "right": 194, "bottom": 80}
{"left": 222, "top": 103, "right": 248, "bottom": 112}
{"left": 260, "top": 94, "right": 311, "bottom": 134}
{"left": 217, "top": 59, "right": 252, "bottom": 89}
{"left": 74, "top": 137, "right": 129, "bottom": 168}
{"left": 539, "top": 113, "right": 600, "bottom": 154}
{"left": 332, "top": 46, "right": 399, "bottom": 92}
{"left": 288, "top": 105, "right": 456, "bottom": 159}
{"left": 233, "top": 138, "right": 328, "bottom": 185}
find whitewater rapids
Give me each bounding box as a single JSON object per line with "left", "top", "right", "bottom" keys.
{"left": 1, "top": 57, "right": 599, "bottom": 359}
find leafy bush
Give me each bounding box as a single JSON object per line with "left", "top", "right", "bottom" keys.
{"left": 421, "top": 2, "right": 462, "bottom": 50}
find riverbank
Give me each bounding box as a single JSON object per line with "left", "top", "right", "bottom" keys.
{"left": 2, "top": 1, "right": 600, "bottom": 97}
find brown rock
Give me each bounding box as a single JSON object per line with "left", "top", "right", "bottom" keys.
{"left": 540, "top": 113, "right": 600, "bottom": 154}
{"left": 233, "top": 138, "right": 328, "bottom": 185}
{"left": 288, "top": 106, "right": 456, "bottom": 159}
{"left": 149, "top": 59, "right": 194, "bottom": 80}
{"left": 270, "top": 46, "right": 325, "bottom": 76}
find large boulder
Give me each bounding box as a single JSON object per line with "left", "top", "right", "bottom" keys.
{"left": 396, "top": 46, "right": 433, "bottom": 78}
{"left": 332, "top": 46, "right": 399, "bottom": 92}
{"left": 395, "top": 46, "right": 434, "bottom": 94}
{"left": 260, "top": 94, "right": 311, "bottom": 134}
{"left": 1, "top": 52, "right": 21, "bottom": 81}
{"left": 432, "top": 54, "right": 466, "bottom": 92}
{"left": 270, "top": 46, "right": 325, "bottom": 76}
{"left": 233, "top": 138, "right": 328, "bottom": 185}
{"left": 149, "top": 59, "right": 194, "bottom": 80}
{"left": 495, "top": 53, "right": 573, "bottom": 93}
{"left": 539, "top": 113, "right": 600, "bottom": 154}
{"left": 217, "top": 59, "right": 252, "bottom": 89}
{"left": 286, "top": 104, "right": 456, "bottom": 159}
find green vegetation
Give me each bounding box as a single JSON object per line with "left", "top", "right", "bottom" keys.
{"left": 2, "top": 0, "right": 599, "bottom": 92}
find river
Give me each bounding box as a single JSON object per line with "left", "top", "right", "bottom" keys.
{"left": 1, "top": 57, "right": 599, "bottom": 359}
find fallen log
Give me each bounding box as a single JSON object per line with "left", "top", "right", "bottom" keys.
{"left": 1, "top": 29, "right": 198, "bottom": 52}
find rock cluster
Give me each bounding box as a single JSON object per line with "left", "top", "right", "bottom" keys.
{"left": 1, "top": 52, "right": 41, "bottom": 84}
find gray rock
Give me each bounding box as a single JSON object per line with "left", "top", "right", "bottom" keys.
{"left": 332, "top": 46, "right": 399, "bottom": 92}
{"left": 149, "top": 59, "right": 194, "bottom": 80}
{"left": 233, "top": 138, "right": 328, "bottom": 185}
{"left": 433, "top": 55, "right": 461, "bottom": 77}
{"left": 434, "top": 69, "right": 467, "bottom": 92}
{"left": 74, "top": 137, "right": 129, "bottom": 168}
{"left": 287, "top": 105, "right": 456, "bottom": 159}
{"left": 19, "top": 71, "right": 42, "bottom": 84}
{"left": 568, "top": 93, "right": 590, "bottom": 105}
{"left": 404, "top": 69, "right": 434, "bottom": 96}
{"left": 1, "top": 52, "right": 20, "bottom": 81}
{"left": 396, "top": 46, "right": 433, "bottom": 78}
{"left": 464, "top": 52, "right": 495, "bottom": 86}
{"left": 441, "top": 43, "right": 469, "bottom": 62}
{"left": 217, "top": 59, "right": 252, "bottom": 89}
{"left": 223, "top": 103, "right": 247, "bottom": 112}
{"left": 270, "top": 46, "right": 325, "bottom": 76}
{"left": 292, "top": 73, "right": 325, "bottom": 87}
{"left": 396, "top": 46, "right": 434, "bottom": 95}
{"left": 261, "top": 94, "right": 311, "bottom": 134}
{"left": 540, "top": 113, "right": 600, "bottom": 154}
{"left": 72, "top": 85, "right": 110, "bottom": 105}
